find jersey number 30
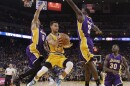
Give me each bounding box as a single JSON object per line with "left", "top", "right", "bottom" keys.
{"left": 110, "top": 63, "right": 117, "bottom": 69}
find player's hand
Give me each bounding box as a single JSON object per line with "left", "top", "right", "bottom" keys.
{"left": 64, "top": 43, "right": 73, "bottom": 48}
{"left": 96, "top": 30, "right": 102, "bottom": 34}
{"left": 112, "top": 70, "right": 119, "bottom": 75}
{"left": 57, "top": 37, "right": 63, "bottom": 47}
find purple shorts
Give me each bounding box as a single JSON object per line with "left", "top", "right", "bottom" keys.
{"left": 79, "top": 37, "right": 94, "bottom": 62}
{"left": 26, "top": 47, "right": 37, "bottom": 68}
{"left": 105, "top": 73, "right": 123, "bottom": 86}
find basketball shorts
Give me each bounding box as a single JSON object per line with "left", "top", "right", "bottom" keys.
{"left": 46, "top": 53, "right": 67, "bottom": 68}
{"left": 26, "top": 46, "right": 40, "bottom": 68}
{"left": 104, "top": 73, "right": 123, "bottom": 86}
{"left": 79, "top": 37, "right": 94, "bottom": 62}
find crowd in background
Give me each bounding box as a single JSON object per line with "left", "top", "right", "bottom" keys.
{"left": 0, "top": 36, "right": 130, "bottom": 81}
{"left": 0, "top": 6, "right": 130, "bottom": 37}
{"left": 0, "top": 4, "right": 130, "bottom": 82}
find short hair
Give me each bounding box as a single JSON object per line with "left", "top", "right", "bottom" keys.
{"left": 50, "top": 21, "right": 58, "bottom": 26}
{"left": 85, "top": 8, "right": 90, "bottom": 15}
{"left": 82, "top": 5, "right": 90, "bottom": 15}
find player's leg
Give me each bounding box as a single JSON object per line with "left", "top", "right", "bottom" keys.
{"left": 50, "top": 66, "right": 62, "bottom": 86}
{"left": 34, "top": 62, "right": 52, "bottom": 81}
{"left": 59, "top": 59, "right": 73, "bottom": 79}
{"left": 55, "top": 58, "right": 73, "bottom": 86}
{"left": 87, "top": 61, "right": 100, "bottom": 86}
{"left": 27, "top": 72, "right": 37, "bottom": 83}
{"left": 104, "top": 75, "right": 113, "bottom": 86}
{"left": 113, "top": 75, "right": 123, "bottom": 86}
{"left": 27, "top": 55, "right": 44, "bottom": 82}
{"left": 85, "top": 64, "right": 91, "bottom": 86}
{"left": 19, "top": 56, "right": 43, "bottom": 79}
{"left": 81, "top": 38, "right": 100, "bottom": 86}
{"left": 27, "top": 62, "right": 52, "bottom": 86}
{"left": 21, "top": 57, "right": 42, "bottom": 73}
{"left": 19, "top": 49, "right": 44, "bottom": 80}
{"left": 79, "top": 48, "right": 100, "bottom": 86}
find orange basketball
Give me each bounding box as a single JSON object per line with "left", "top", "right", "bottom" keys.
{"left": 59, "top": 33, "right": 70, "bottom": 46}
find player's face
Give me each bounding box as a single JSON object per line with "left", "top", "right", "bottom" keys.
{"left": 112, "top": 45, "right": 119, "bottom": 52}
{"left": 51, "top": 23, "right": 59, "bottom": 33}
{"left": 9, "top": 64, "right": 13, "bottom": 68}
{"left": 81, "top": 8, "right": 87, "bottom": 15}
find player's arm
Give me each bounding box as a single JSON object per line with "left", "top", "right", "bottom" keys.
{"left": 32, "top": 2, "right": 45, "bottom": 23}
{"left": 46, "top": 35, "right": 60, "bottom": 47}
{"left": 122, "top": 57, "right": 130, "bottom": 78}
{"left": 66, "top": 0, "right": 84, "bottom": 23}
{"left": 92, "top": 25, "right": 102, "bottom": 34}
{"left": 43, "top": 40, "right": 50, "bottom": 52}
{"left": 31, "top": 2, "right": 45, "bottom": 29}
{"left": 103, "top": 55, "right": 119, "bottom": 74}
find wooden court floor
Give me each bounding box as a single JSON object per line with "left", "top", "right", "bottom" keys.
{"left": 21, "top": 81, "right": 130, "bottom": 86}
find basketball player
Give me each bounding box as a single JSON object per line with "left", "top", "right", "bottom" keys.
{"left": 104, "top": 44, "right": 130, "bottom": 86}
{"left": 27, "top": 21, "right": 73, "bottom": 86}
{"left": 66, "top": 0, "right": 102, "bottom": 86}
{"left": 18, "top": 2, "right": 47, "bottom": 83}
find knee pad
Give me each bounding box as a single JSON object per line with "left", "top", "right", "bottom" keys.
{"left": 37, "top": 66, "right": 49, "bottom": 77}
{"left": 41, "top": 66, "right": 48, "bottom": 72}
{"left": 64, "top": 61, "right": 73, "bottom": 74}
{"left": 66, "top": 61, "right": 73, "bottom": 68}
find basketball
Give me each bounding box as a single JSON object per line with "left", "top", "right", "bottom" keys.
{"left": 58, "top": 33, "right": 70, "bottom": 46}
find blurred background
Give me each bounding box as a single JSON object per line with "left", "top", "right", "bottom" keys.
{"left": 0, "top": 0, "right": 130, "bottom": 85}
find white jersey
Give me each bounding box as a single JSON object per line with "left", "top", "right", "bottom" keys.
{"left": 5, "top": 68, "right": 15, "bottom": 76}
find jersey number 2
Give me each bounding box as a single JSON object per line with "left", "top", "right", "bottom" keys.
{"left": 87, "top": 21, "right": 92, "bottom": 34}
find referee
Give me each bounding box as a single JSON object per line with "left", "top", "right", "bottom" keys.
{"left": 5, "top": 64, "right": 15, "bottom": 86}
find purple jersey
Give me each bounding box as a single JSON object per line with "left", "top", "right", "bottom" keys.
{"left": 77, "top": 16, "right": 94, "bottom": 62}
{"left": 105, "top": 54, "right": 123, "bottom": 86}
{"left": 26, "top": 27, "right": 46, "bottom": 67}
{"left": 28, "top": 28, "right": 46, "bottom": 54}
{"left": 77, "top": 16, "right": 94, "bottom": 39}
{"left": 30, "top": 28, "right": 46, "bottom": 54}
{"left": 106, "top": 54, "right": 122, "bottom": 74}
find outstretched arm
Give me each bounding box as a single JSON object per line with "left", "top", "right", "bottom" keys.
{"left": 122, "top": 57, "right": 130, "bottom": 78}
{"left": 32, "top": 2, "right": 45, "bottom": 23}
{"left": 92, "top": 25, "right": 102, "bottom": 34}
{"left": 66, "top": 0, "right": 84, "bottom": 23}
